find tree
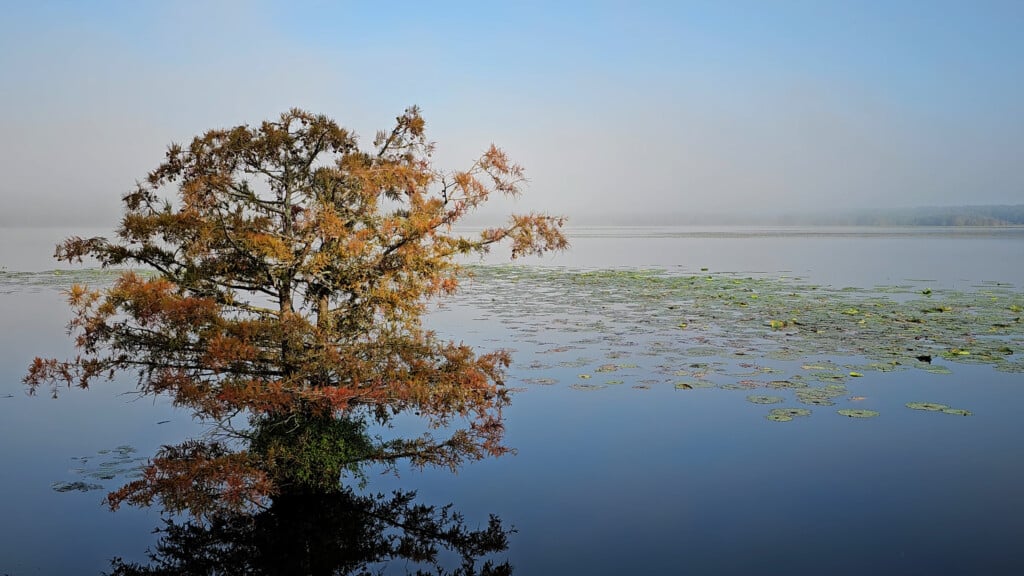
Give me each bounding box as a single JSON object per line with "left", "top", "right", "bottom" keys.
{"left": 26, "top": 107, "right": 567, "bottom": 517}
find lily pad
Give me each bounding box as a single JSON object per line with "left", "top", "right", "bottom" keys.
{"left": 766, "top": 380, "right": 807, "bottom": 389}
{"left": 941, "top": 408, "right": 973, "bottom": 416}
{"left": 906, "top": 402, "right": 949, "bottom": 411}
{"left": 570, "top": 383, "right": 606, "bottom": 391}
{"left": 674, "top": 380, "right": 715, "bottom": 390}
{"left": 770, "top": 407, "right": 811, "bottom": 416}
{"left": 837, "top": 409, "right": 879, "bottom": 418}
{"left": 747, "top": 395, "right": 784, "bottom": 405}
{"left": 51, "top": 481, "right": 104, "bottom": 493}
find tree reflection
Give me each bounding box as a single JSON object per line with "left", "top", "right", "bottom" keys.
{"left": 107, "top": 489, "right": 513, "bottom": 576}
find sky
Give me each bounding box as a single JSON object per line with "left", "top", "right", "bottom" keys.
{"left": 0, "top": 0, "right": 1021, "bottom": 226}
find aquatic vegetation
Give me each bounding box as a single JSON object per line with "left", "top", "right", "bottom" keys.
{"left": 0, "top": 268, "right": 154, "bottom": 294}
{"left": 746, "top": 395, "right": 784, "bottom": 405}
{"left": 54, "top": 445, "right": 147, "bottom": 492}
{"left": 24, "top": 263, "right": 1020, "bottom": 427}
{"left": 442, "top": 266, "right": 1020, "bottom": 421}
{"left": 767, "top": 379, "right": 808, "bottom": 389}
{"left": 767, "top": 407, "right": 813, "bottom": 422}
{"left": 571, "top": 383, "right": 607, "bottom": 391}
{"left": 837, "top": 409, "right": 879, "bottom": 418}
{"left": 674, "top": 380, "right": 715, "bottom": 390}
{"left": 906, "top": 402, "right": 949, "bottom": 411}
{"left": 522, "top": 377, "right": 558, "bottom": 385}
{"left": 941, "top": 408, "right": 973, "bottom": 416}
{"left": 52, "top": 481, "right": 105, "bottom": 493}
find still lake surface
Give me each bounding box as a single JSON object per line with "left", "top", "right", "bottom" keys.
{"left": 1, "top": 225, "right": 1023, "bottom": 575}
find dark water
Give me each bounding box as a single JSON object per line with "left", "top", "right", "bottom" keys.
{"left": 2, "top": 226, "right": 1023, "bottom": 575}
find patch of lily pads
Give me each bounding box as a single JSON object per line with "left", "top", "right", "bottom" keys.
{"left": 51, "top": 481, "right": 104, "bottom": 493}
{"left": 906, "top": 402, "right": 972, "bottom": 416}
{"left": 767, "top": 407, "right": 813, "bottom": 422}
{"left": 433, "top": 265, "right": 1024, "bottom": 421}
{"left": 746, "top": 395, "right": 784, "bottom": 405}
{"left": 0, "top": 268, "right": 153, "bottom": 294}
{"left": 54, "top": 444, "right": 147, "bottom": 493}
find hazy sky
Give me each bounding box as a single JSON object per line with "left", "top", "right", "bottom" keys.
{"left": 1, "top": 0, "right": 1021, "bottom": 226}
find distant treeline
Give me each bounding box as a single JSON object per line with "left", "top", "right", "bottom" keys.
{"left": 776, "top": 205, "right": 1024, "bottom": 227}
{"left": 566, "top": 205, "right": 1024, "bottom": 227}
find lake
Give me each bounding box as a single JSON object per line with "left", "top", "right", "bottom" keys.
{"left": 2, "top": 226, "right": 1023, "bottom": 575}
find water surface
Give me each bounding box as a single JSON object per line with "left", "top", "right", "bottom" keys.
{"left": 1, "top": 226, "right": 1022, "bottom": 575}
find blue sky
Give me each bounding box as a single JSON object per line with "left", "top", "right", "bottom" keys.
{"left": 1, "top": 0, "right": 1021, "bottom": 225}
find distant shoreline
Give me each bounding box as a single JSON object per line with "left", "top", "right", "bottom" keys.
{"left": 553, "top": 204, "right": 1024, "bottom": 228}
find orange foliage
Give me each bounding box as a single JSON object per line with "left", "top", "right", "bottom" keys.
{"left": 26, "top": 108, "right": 567, "bottom": 517}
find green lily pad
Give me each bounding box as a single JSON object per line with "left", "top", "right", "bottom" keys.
{"left": 675, "top": 380, "right": 715, "bottom": 390}
{"left": 941, "top": 408, "right": 973, "bottom": 416}
{"left": 906, "top": 402, "right": 949, "bottom": 411}
{"left": 52, "top": 481, "right": 104, "bottom": 493}
{"left": 570, "top": 383, "right": 606, "bottom": 391}
{"left": 837, "top": 409, "right": 879, "bottom": 418}
{"left": 767, "top": 380, "right": 808, "bottom": 389}
{"left": 770, "top": 403, "right": 811, "bottom": 416}
{"left": 746, "top": 395, "right": 784, "bottom": 405}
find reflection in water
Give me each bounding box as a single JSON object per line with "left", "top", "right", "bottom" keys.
{"left": 107, "top": 489, "right": 513, "bottom": 576}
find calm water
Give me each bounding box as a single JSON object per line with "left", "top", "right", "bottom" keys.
{"left": 1, "top": 226, "right": 1023, "bottom": 575}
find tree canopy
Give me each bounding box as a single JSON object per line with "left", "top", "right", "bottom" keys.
{"left": 26, "top": 107, "right": 566, "bottom": 517}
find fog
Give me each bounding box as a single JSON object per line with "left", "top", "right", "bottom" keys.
{"left": 1, "top": 1, "right": 1021, "bottom": 227}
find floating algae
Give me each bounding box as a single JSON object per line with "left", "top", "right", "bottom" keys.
{"left": 837, "top": 409, "right": 879, "bottom": 418}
